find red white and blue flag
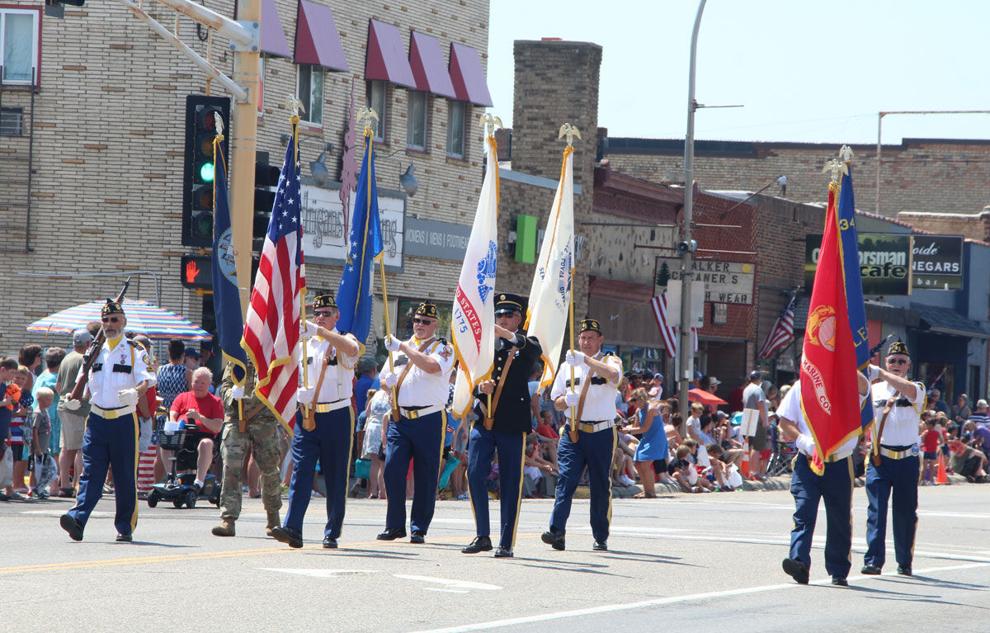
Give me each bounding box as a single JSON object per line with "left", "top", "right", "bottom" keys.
{"left": 650, "top": 292, "right": 678, "bottom": 359}
{"left": 241, "top": 126, "right": 306, "bottom": 431}
{"left": 759, "top": 295, "right": 797, "bottom": 359}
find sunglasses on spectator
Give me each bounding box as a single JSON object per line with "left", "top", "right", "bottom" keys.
{"left": 412, "top": 318, "right": 435, "bottom": 325}
{"left": 102, "top": 316, "right": 122, "bottom": 324}
{"left": 887, "top": 358, "right": 908, "bottom": 365}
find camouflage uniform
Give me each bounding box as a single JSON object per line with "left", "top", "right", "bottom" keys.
{"left": 218, "top": 363, "right": 284, "bottom": 521}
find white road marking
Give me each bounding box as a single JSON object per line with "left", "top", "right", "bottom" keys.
{"left": 393, "top": 574, "right": 502, "bottom": 592}
{"left": 263, "top": 568, "right": 380, "bottom": 578}
{"left": 411, "top": 562, "right": 990, "bottom": 633}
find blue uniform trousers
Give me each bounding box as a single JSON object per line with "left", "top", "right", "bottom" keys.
{"left": 864, "top": 454, "right": 919, "bottom": 569}
{"left": 466, "top": 424, "right": 525, "bottom": 549}
{"left": 549, "top": 425, "right": 616, "bottom": 543}
{"left": 383, "top": 410, "right": 445, "bottom": 534}
{"left": 283, "top": 407, "right": 354, "bottom": 539}
{"left": 68, "top": 412, "right": 138, "bottom": 536}
{"left": 788, "top": 453, "right": 853, "bottom": 579}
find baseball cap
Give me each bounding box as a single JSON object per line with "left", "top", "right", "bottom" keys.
{"left": 749, "top": 370, "right": 762, "bottom": 380}
{"left": 653, "top": 372, "right": 664, "bottom": 381}
{"left": 715, "top": 411, "right": 728, "bottom": 419}
{"left": 72, "top": 329, "right": 93, "bottom": 346}
{"left": 184, "top": 347, "right": 201, "bottom": 359}
{"left": 709, "top": 376, "right": 721, "bottom": 385}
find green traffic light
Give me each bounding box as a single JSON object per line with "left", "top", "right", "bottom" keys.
{"left": 200, "top": 161, "right": 215, "bottom": 183}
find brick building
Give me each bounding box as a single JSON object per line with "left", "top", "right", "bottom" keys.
{"left": 604, "top": 137, "right": 990, "bottom": 218}
{"left": 0, "top": 0, "right": 492, "bottom": 355}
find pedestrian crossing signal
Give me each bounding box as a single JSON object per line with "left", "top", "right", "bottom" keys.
{"left": 180, "top": 255, "right": 212, "bottom": 291}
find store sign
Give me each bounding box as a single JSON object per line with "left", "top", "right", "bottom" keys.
{"left": 656, "top": 257, "right": 755, "bottom": 304}
{"left": 805, "top": 233, "right": 910, "bottom": 295}
{"left": 300, "top": 184, "right": 404, "bottom": 270}
{"left": 404, "top": 217, "right": 472, "bottom": 261}
{"left": 912, "top": 235, "right": 963, "bottom": 290}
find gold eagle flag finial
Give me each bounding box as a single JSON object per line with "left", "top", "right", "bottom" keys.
{"left": 838, "top": 144, "right": 855, "bottom": 165}
{"left": 480, "top": 113, "right": 503, "bottom": 138}
{"left": 286, "top": 96, "right": 306, "bottom": 117}
{"left": 558, "top": 123, "right": 581, "bottom": 147}
{"left": 357, "top": 107, "right": 379, "bottom": 137}
{"left": 822, "top": 157, "right": 849, "bottom": 183}
{"left": 213, "top": 111, "right": 225, "bottom": 138}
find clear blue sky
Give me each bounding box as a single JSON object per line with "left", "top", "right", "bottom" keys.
{"left": 487, "top": 0, "right": 990, "bottom": 144}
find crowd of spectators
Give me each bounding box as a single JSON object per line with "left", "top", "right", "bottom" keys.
{"left": 5, "top": 330, "right": 990, "bottom": 503}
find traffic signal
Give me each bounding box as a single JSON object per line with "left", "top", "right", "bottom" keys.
{"left": 254, "top": 157, "right": 281, "bottom": 250}
{"left": 180, "top": 254, "right": 213, "bottom": 291}
{"left": 182, "top": 94, "right": 230, "bottom": 247}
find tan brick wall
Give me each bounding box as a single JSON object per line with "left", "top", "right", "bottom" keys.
{"left": 606, "top": 139, "right": 990, "bottom": 218}
{"left": 898, "top": 210, "right": 990, "bottom": 243}
{"left": 0, "top": 0, "right": 490, "bottom": 355}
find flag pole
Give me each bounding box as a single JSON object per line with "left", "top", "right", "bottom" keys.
{"left": 286, "top": 99, "right": 313, "bottom": 430}
{"left": 560, "top": 125, "right": 580, "bottom": 444}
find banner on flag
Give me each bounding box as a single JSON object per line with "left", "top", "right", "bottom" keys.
{"left": 241, "top": 122, "right": 306, "bottom": 431}
{"left": 451, "top": 134, "right": 499, "bottom": 417}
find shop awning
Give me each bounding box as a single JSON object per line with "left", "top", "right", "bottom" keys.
{"left": 365, "top": 19, "right": 415, "bottom": 88}
{"left": 449, "top": 42, "right": 492, "bottom": 106}
{"left": 294, "top": 0, "right": 349, "bottom": 71}
{"left": 409, "top": 31, "right": 456, "bottom": 98}
{"left": 259, "top": 0, "right": 291, "bottom": 58}
{"left": 912, "top": 303, "right": 990, "bottom": 338}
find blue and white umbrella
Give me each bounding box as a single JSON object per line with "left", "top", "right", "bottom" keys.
{"left": 27, "top": 300, "right": 212, "bottom": 342}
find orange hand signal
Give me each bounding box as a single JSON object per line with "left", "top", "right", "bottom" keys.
{"left": 185, "top": 259, "right": 201, "bottom": 285}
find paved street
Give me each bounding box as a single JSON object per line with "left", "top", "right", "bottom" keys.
{"left": 4, "top": 484, "right": 989, "bottom": 632}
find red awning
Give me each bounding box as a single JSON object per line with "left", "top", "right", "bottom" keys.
{"left": 365, "top": 19, "right": 415, "bottom": 89}
{"left": 409, "top": 31, "right": 455, "bottom": 99}
{"left": 259, "top": 0, "right": 291, "bottom": 58}
{"left": 449, "top": 42, "right": 492, "bottom": 106}
{"left": 294, "top": 0, "right": 349, "bottom": 71}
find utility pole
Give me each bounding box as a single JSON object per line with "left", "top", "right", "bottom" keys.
{"left": 678, "top": 0, "right": 706, "bottom": 424}
{"left": 119, "top": 0, "right": 260, "bottom": 317}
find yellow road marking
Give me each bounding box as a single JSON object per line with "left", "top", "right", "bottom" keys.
{"left": 0, "top": 547, "right": 292, "bottom": 575}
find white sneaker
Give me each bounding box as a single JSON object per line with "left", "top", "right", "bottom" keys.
{"left": 618, "top": 475, "right": 635, "bottom": 487}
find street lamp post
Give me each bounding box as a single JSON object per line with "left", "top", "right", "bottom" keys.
{"left": 678, "top": 0, "right": 706, "bottom": 424}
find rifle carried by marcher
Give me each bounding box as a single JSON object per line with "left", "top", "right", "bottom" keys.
{"left": 69, "top": 277, "right": 131, "bottom": 401}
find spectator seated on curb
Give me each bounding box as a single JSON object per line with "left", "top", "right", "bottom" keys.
{"left": 668, "top": 445, "right": 713, "bottom": 493}
{"left": 948, "top": 439, "right": 988, "bottom": 482}
{"left": 523, "top": 434, "right": 557, "bottom": 498}
{"left": 705, "top": 443, "right": 741, "bottom": 492}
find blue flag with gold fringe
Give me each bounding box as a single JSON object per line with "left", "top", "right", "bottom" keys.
{"left": 837, "top": 163, "right": 872, "bottom": 429}
{"left": 211, "top": 138, "right": 247, "bottom": 385}
{"left": 336, "top": 131, "right": 383, "bottom": 343}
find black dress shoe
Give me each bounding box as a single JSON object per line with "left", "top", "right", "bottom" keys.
{"left": 782, "top": 558, "right": 809, "bottom": 585}
{"left": 860, "top": 564, "right": 882, "bottom": 575}
{"left": 376, "top": 528, "right": 407, "bottom": 541}
{"left": 593, "top": 541, "right": 608, "bottom": 551}
{"left": 541, "top": 530, "right": 565, "bottom": 551}
{"left": 59, "top": 514, "right": 84, "bottom": 542}
{"left": 461, "top": 536, "right": 493, "bottom": 554}
{"left": 831, "top": 576, "right": 848, "bottom": 586}
{"left": 271, "top": 526, "right": 304, "bottom": 549}
{"left": 410, "top": 531, "right": 426, "bottom": 544}
{"left": 323, "top": 536, "right": 338, "bottom": 549}
{"left": 115, "top": 533, "right": 133, "bottom": 543}
{"left": 494, "top": 546, "right": 513, "bottom": 558}
{"left": 897, "top": 565, "right": 912, "bottom": 576}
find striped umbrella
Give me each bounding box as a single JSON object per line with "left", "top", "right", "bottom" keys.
{"left": 27, "top": 300, "right": 212, "bottom": 342}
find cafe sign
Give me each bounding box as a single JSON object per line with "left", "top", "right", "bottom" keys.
{"left": 805, "top": 233, "right": 910, "bottom": 295}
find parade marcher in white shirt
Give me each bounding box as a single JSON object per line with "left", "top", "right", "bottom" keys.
{"left": 542, "top": 318, "right": 623, "bottom": 552}
{"left": 59, "top": 299, "right": 155, "bottom": 543}
{"left": 862, "top": 340, "right": 925, "bottom": 577}
{"left": 779, "top": 370, "right": 871, "bottom": 587}
{"left": 272, "top": 293, "right": 360, "bottom": 549}
{"left": 376, "top": 301, "right": 456, "bottom": 544}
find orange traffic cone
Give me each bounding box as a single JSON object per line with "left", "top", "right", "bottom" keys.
{"left": 740, "top": 445, "right": 752, "bottom": 479}
{"left": 936, "top": 453, "right": 949, "bottom": 485}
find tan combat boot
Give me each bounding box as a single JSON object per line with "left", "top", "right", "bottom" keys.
{"left": 212, "top": 518, "right": 236, "bottom": 537}
{"left": 266, "top": 510, "right": 281, "bottom": 537}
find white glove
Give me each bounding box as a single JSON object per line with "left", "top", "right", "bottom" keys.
{"left": 795, "top": 433, "right": 816, "bottom": 455}
{"left": 565, "top": 350, "right": 586, "bottom": 366}
{"left": 384, "top": 374, "right": 398, "bottom": 389}
{"left": 118, "top": 388, "right": 140, "bottom": 407}
{"left": 564, "top": 391, "right": 580, "bottom": 408}
{"left": 867, "top": 364, "right": 881, "bottom": 381}
{"left": 297, "top": 387, "right": 316, "bottom": 406}
{"left": 384, "top": 335, "right": 401, "bottom": 352}
{"left": 231, "top": 385, "right": 245, "bottom": 400}
{"left": 63, "top": 398, "right": 82, "bottom": 411}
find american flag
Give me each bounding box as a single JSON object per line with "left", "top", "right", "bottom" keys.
{"left": 759, "top": 294, "right": 796, "bottom": 359}
{"left": 241, "top": 129, "right": 305, "bottom": 430}
{"left": 650, "top": 292, "right": 678, "bottom": 359}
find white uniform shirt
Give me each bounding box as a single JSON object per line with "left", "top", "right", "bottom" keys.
{"left": 871, "top": 379, "right": 925, "bottom": 447}
{"left": 550, "top": 352, "right": 623, "bottom": 422}
{"left": 85, "top": 338, "right": 156, "bottom": 409}
{"left": 778, "top": 379, "right": 861, "bottom": 457}
{"left": 379, "top": 337, "right": 455, "bottom": 407}
{"left": 299, "top": 324, "right": 359, "bottom": 402}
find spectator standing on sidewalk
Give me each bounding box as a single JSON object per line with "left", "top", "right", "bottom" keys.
{"left": 54, "top": 330, "right": 91, "bottom": 497}
{"left": 32, "top": 348, "right": 64, "bottom": 457}
{"left": 157, "top": 340, "right": 191, "bottom": 410}
{"left": 625, "top": 389, "right": 667, "bottom": 498}
{"left": 742, "top": 370, "right": 769, "bottom": 480}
